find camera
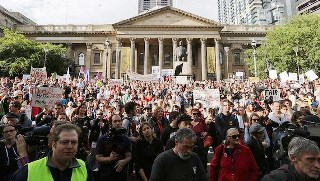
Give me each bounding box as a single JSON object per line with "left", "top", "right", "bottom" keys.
{"left": 107, "top": 128, "right": 127, "bottom": 153}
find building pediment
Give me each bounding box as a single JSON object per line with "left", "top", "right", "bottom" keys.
{"left": 114, "top": 6, "right": 222, "bottom": 29}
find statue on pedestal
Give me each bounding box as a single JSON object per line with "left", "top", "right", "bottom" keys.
{"left": 174, "top": 41, "right": 187, "bottom": 62}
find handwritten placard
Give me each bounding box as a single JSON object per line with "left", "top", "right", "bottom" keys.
{"left": 32, "top": 87, "right": 63, "bottom": 108}
{"left": 30, "top": 67, "right": 47, "bottom": 80}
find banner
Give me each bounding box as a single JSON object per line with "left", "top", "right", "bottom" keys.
{"left": 264, "top": 89, "right": 280, "bottom": 101}
{"left": 193, "top": 89, "right": 220, "bottom": 108}
{"left": 127, "top": 70, "right": 158, "bottom": 82}
{"left": 305, "top": 70, "right": 319, "bottom": 81}
{"left": 269, "top": 70, "right": 277, "bottom": 80}
{"left": 32, "top": 87, "right": 63, "bottom": 108}
{"left": 30, "top": 67, "right": 47, "bottom": 80}
{"left": 109, "top": 79, "right": 123, "bottom": 86}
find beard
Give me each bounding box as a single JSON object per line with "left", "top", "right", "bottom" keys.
{"left": 178, "top": 152, "right": 191, "bottom": 160}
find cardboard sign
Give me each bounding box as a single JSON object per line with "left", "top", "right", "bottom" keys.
{"left": 152, "top": 66, "right": 160, "bottom": 78}
{"left": 305, "top": 70, "right": 319, "bottom": 81}
{"left": 264, "top": 89, "right": 280, "bottom": 101}
{"left": 22, "top": 74, "right": 30, "bottom": 80}
{"left": 193, "top": 89, "right": 220, "bottom": 108}
{"left": 109, "top": 79, "right": 123, "bottom": 86}
{"left": 30, "top": 67, "right": 47, "bottom": 80}
{"left": 269, "top": 70, "right": 278, "bottom": 80}
{"left": 32, "top": 87, "right": 63, "bottom": 108}
{"left": 248, "top": 77, "right": 260, "bottom": 83}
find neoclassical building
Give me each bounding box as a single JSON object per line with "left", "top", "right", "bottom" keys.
{"left": 16, "top": 6, "right": 272, "bottom": 81}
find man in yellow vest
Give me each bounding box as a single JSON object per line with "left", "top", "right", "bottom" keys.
{"left": 10, "top": 123, "right": 88, "bottom": 181}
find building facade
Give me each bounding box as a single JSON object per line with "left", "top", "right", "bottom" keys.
{"left": 16, "top": 6, "right": 271, "bottom": 81}
{"left": 218, "top": 0, "right": 284, "bottom": 25}
{"left": 138, "top": 0, "right": 173, "bottom": 14}
{"left": 297, "top": 0, "right": 320, "bottom": 14}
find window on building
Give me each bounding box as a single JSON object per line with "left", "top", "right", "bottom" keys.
{"left": 164, "top": 53, "right": 171, "bottom": 66}
{"left": 94, "top": 53, "right": 101, "bottom": 64}
{"left": 78, "top": 53, "right": 85, "bottom": 65}
{"left": 139, "top": 52, "right": 144, "bottom": 65}
{"left": 233, "top": 52, "right": 241, "bottom": 65}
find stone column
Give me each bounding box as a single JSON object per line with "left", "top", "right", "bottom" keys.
{"left": 201, "top": 38, "right": 207, "bottom": 80}
{"left": 115, "top": 38, "right": 122, "bottom": 79}
{"left": 186, "top": 38, "right": 193, "bottom": 75}
{"left": 158, "top": 37, "right": 164, "bottom": 74}
{"left": 107, "top": 44, "right": 112, "bottom": 79}
{"left": 172, "top": 38, "right": 178, "bottom": 71}
{"left": 129, "top": 37, "right": 136, "bottom": 72}
{"left": 85, "top": 43, "right": 92, "bottom": 71}
{"left": 224, "top": 46, "right": 230, "bottom": 79}
{"left": 144, "top": 37, "right": 150, "bottom": 75}
{"left": 215, "top": 39, "right": 221, "bottom": 81}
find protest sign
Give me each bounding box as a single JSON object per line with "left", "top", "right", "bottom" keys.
{"left": 32, "top": 87, "right": 63, "bottom": 108}
{"left": 279, "top": 71, "right": 289, "bottom": 82}
{"left": 175, "top": 76, "right": 189, "bottom": 84}
{"left": 152, "top": 66, "right": 160, "bottom": 78}
{"left": 305, "top": 70, "right": 319, "bottom": 81}
{"left": 248, "top": 77, "right": 260, "bottom": 83}
{"left": 269, "top": 70, "right": 278, "bottom": 80}
{"left": 288, "top": 73, "right": 298, "bottom": 81}
{"left": 193, "top": 89, "right": 220, "bottom": 108}
{"left": 127, "top": 71, "right": 158, "bottom": 82}
{"left": 264, "top": 89, "right": 280, "bottom": 101}
{"left": 30, "top": 67, "right": 47, "bottom": 80}
{"left": 161, "top": 69, "right": 173, "bottom": 76}
{"left": 299, "top": 74, "right": 305, "bottom": 84}
{"left": 22, "top": 74, "right": 30, "bottom": 80}
{"left": 109, "top": 79, "right": 123, "bottom": 86}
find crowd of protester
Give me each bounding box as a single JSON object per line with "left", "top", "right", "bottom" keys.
{"left": 0, "top": 76, "right": 320, "bottom": 181}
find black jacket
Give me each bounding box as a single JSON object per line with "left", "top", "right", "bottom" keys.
{"left": 261, "top": 163, "right": 320, "bottom": 181}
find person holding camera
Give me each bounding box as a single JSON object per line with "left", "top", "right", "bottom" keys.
{"left": 95, "top": 114, "right": 132, "bottom": 181}
{"left": 0, "top": 124, "right": 29, "bottom": 181}
{"left": 10, "top": 123, "right": 88, "bottom": 181}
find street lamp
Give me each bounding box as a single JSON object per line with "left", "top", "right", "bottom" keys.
{"left": 224, "top": 46, "right": 230, "bottom": 79}
{"left": 104, "top": 39, "right": 110, "bottom": 79}
{"left": 44, "top": 47, "right": 48, "bottom": 67}
{"left": 293, "top": 46, "right": 299, "bottom": 75}
{"left": 251, "top": 39, "right": 257, "bottom": 77}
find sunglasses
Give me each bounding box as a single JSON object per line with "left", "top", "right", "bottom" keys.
{"left": 228, "top": 134, "right": 241, "bottom": 139}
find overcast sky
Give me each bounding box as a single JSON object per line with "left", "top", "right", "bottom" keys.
{"left": 0, "top": 0, "right": 218, "bottom": 25}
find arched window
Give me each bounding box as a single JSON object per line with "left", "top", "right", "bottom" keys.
{"left": 78, "top": 52, "right": 85, "bottom": 65}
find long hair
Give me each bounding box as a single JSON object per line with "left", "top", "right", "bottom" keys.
{"left": 138, "top": 122, "right": 155, "bottom": 140}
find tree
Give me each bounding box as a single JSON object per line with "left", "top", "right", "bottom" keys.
{"left": 244, "top": 14, "right": 320, "bottom": 78}
{"left": 0, "top": 29, "right": 71, "bottom": 77}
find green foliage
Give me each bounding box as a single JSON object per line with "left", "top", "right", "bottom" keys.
{"left": 0, "top": 29, "right": 71, "bottom": 77}
{"left": 244, "top": 14, "right": 320, "bottom": 78}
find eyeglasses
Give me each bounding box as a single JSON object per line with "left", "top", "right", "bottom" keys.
{"left": 228, "top": 134, "right": 241, "bottom": 139}
{"left": 4, "top": 129, "right": 16, "bottom": 134}
{"left": 58, "top": 140, "right": 78, "bottom": 146}
{"left": 97, "top": 113, "right": 103, "bottom": 115}
{"left": 251, "top": 118, "right": 259, "bottom": 121}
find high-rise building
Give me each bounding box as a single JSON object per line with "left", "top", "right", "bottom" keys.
{"left": 218, "top": 0, "right": 284, "bottom": 25}
{"left": 296, "top": 0, "right": 320, "bottom": 14}
{"left": 138, "top": 0, "right": 173, "bottom": 14}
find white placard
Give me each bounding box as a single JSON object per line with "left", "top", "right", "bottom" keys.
{"left": 109, "top": 79, "right": 123, "bottom": 86}
{"left": 30, "top": 67, "right": 47, "bottom": 80}
{"left": 264, "top": 89, "right": 280, "bottom": 101}
{"left": 175, "top": 76, "right": 189, "bottom": 84}
{"left": 269, "top": 70, "right": 277, "bottom": 80}
{"left": 288, "top": 73, "right": 298, "bottom": 81}
{"left": 279, "top": 71, "right": 289, "bottom": 82}
{"left": 22, "top": 74, "right": 30, "bottom": 80}
{"left": 193, "top": 89, "right": 220, "bottom": 108}
{"left": 235, "top": 72, "right": 244, "bottom": 77}
{"left": 305, "top": 70, "right": 319, "bottom": 81}
{"left": 152, "top": 66, "right": 160, "bottom": 78}
{"left": 299, "top": 74, "right": 305, "bottom": 84}
{"left": 32, "top": 87, "right": 63, "bottom": 108}
{"left": 161, "top": 69, "right": 173, "bottom": 76}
